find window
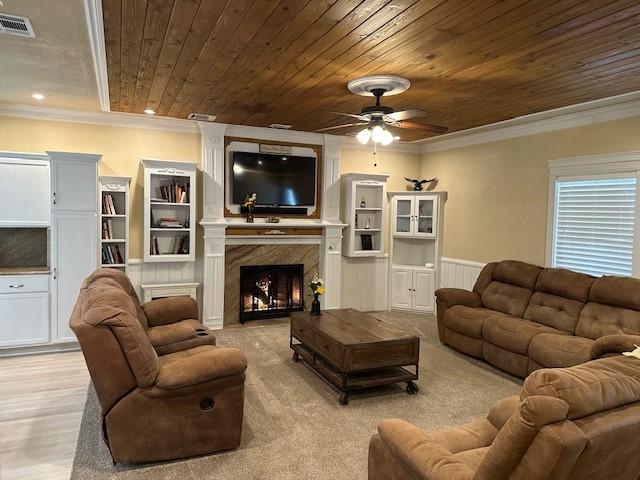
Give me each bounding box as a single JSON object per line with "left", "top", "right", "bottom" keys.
{"left": 552, "top": 176, "right": 636, "bottom": 276}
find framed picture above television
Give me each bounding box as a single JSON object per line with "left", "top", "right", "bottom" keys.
{"left": 224, "top": 137, "right": 323, "bottom": 219}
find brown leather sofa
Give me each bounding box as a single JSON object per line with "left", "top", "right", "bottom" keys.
{"left": 70, "top": 269, "right": 247, "bottom": 464}
{"left": 89, "top": 268, "right": 216, "bottom": 355}
{"left": 435, "top": 260, "right": 640, "bottom": 377}
{"left": 368, "top": 354, "right": 640, "bottom": 480}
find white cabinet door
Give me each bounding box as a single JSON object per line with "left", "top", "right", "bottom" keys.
{"left": 392, "top": 196, "right": 414, "bottom": 236}
{"left": 0, "top": 292, "right": 49, "bottom": 347}
{"left": 52, "top": 159, "right": 98, "bottom": 212}
{"left": 52, "top": 213, "right": 98, "bottom": 342}
{"left": 391, "top": 267, "right": 412, "bottom": 309}
{"left": 414, "top": 196, "right": 438, "bottom": 238}
{"left": 412, "top": 269, "right": 435, "bottom": 312}
{"left": 0, "top": 158, "right": 50, "bottom": 226}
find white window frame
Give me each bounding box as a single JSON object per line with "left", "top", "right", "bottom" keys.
{"left": 546, "top": 151, "right": 640, "bottom": 277}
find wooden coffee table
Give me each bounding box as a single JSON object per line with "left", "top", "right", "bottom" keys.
{"left": 290, "top": 309, "right": 420, "bottom": 405}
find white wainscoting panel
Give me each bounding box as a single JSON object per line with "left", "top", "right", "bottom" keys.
{"left": 440, "top": 257, "right": 486, "bottom": 290}
{"left": 341, "top": 256, "right": 389, "bottom": 311}
{"left": 128, "top": 259, "right": 197, "bottom": 302}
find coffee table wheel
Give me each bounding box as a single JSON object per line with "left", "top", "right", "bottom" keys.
{"left": 292, "top": 351, "right": 300, "bottom": 363}
{"left": 406, "top": 381, "right": 419, "bottom": 395}
{"left": 339, "top": 392, "right": 349, "bottom": 406}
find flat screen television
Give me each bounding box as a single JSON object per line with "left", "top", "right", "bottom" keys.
{"left": 231, "top": 151, "right": 316, "bottom": 207}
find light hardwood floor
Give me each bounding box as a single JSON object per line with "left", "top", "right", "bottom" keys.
{"left": 0, "top": 351, "right": 89, "bottom": 480}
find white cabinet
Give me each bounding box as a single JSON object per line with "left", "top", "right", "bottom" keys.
{"left": 48, "top": 152, "right": 100, "bottom": 344}
{"left": 388, "top": 191, "right": 445, "bottom": 314}
{"left": 0, "top": 275, "right": 49, "bottom": 347}
{"left": 52, "top": 213, "right": 98, "bottom": 342}
{"left": 0, "top": 154, "right": 50, "bottom": 227}
{"left": 413, "top": 269, "right": 435, "bottom": 312}
{"left": 50, "top": 152, "right": 99, "bottom": 212}
{"left": 390, "top": 267, "right": 412, "bottom": 309}
{"left": 341, "top": 173, "right": 389, "bottom": 257}
{"left": 391, "top": 195, "right": 438, "bottom": 238}
{"left": 391, "top": 267, "right": 435, "bottom": 312}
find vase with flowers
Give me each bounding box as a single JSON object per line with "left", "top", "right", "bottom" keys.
{"left": 308, "top": 273, "right": 324, "bottom": 316}
{"left": 243, "top": 193, "right": 257, "bottom": 223}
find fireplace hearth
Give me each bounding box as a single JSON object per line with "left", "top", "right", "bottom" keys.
{"left": 239, "top": 264, "right": 304, "bottom": 323}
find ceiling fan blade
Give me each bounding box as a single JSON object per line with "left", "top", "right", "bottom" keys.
{"left": 328, "top": 111, "right": 369, "bottom": 121}
{"left": 315, "top": 122, "right": 369, "bottom": 132}
{"left": 396, "top": 120, "right": 448, "bottom": 134}
{"left": 386, "top": 109, "right": 427, "bottom": 121}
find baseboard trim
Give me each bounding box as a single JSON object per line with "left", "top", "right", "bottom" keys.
{"left": 0, "top": 342, "right": 80, "bottom": 358}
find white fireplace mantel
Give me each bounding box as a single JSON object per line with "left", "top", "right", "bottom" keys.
{"left": 198, "top": 122, "right": 345, "bottom": 330}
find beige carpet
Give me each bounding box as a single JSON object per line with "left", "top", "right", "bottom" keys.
{"left": 70, "top": 312, "right": 520, "bottom": 480}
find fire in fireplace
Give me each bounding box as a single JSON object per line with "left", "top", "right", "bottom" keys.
{"left": 239, "top": 264, "right": 304, "bottom": 323}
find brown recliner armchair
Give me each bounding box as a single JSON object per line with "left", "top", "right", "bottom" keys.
{"left": 368, "top": 354, "right": 640, "bottom": 480}
{"left": 70, "top": 270, "right": 247, "bottom": 464}
{"left": 83, "top": 269, "right": 216, "bottom": 355}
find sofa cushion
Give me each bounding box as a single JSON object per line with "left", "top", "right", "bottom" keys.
{"left": 534, "top": 268, "right": 595, "bottom": 302}
{"left": 444, "top": 306, "right": 496, "bottom": 339}
{"left": 483, "top": 342, "right": 530, "bottom": 378}
{"left": 481, "top": 282, "right": 534, "bottom": 318}
{"left": 575, "top": 302, "right": 640, "bottom": 340}
{"left": 524, "top": 292, "right": 585, "bottom": 333}
{"left": 454, "top": 447, "right": 489, "bottom": 471}
{"left": 521, "top": 355, "right": 640, "bottom": 419}
{"left": 482, "top": 315, "right": 566, "bottom": 355}
{"left": 529, "top": 333, "right": 593, "bottom": 369}
{"left": 492, "top": 260, "right": 542, "bottom": 289}
{"left": 589, "top": 275, "right": 640, "bottom": 311}
{"left": 147, "top": 319, "right": 207, "bottom": 347}
{"left": 444, "top": 329, "right": 484, "bottom": 358}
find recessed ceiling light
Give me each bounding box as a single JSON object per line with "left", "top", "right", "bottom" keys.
{"left": 143, "top": 108, "right": 156, "bottom": 115}
{"left": 32, "top": 93, "right": 44, "bottom": 100}
{"left": 393, "top": 136, "right": 400, "bottom": 140}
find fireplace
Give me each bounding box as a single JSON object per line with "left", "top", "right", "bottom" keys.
{"left": 239, "top": 264, "right": 304, "bottom": 323}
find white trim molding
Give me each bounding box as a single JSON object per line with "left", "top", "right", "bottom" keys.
{"left": 84, "top": 0, "right": 110, "bottom": 111}
{"left": 420, "top": 90, "right": 640, "bottom": 153}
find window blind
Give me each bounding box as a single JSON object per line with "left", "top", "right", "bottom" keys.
{"left": 553, "top": 177, "right": 636, "bottom": 277}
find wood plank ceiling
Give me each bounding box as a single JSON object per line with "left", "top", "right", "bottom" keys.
{"left": 103, "top": 0, "right": 640, "bottom": 141}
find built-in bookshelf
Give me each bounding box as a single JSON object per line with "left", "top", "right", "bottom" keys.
{"left": 341, "top": 173, "right": 389, "bottom": 257}
{"left": 142, "top": 159, "right": 196, "bottom": 263}
{"left": 99, "top": 176, "right": 130, "bottom": 272}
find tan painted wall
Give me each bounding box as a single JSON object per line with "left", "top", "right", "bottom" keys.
{"left": 421, "top": 115, "right": 640, "bottom": 265}
{"left": 341, "top": 146, "right": 421, "bottom": 192}
{"left": 0, "top": 116, "right": 200, "bottom": 258}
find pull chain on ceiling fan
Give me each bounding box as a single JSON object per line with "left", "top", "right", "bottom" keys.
{"left": 317, "top": 75, "right": 448, "bottom": 145}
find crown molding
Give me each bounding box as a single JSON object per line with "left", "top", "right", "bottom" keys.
{"left": 0, "top": 103, "right": 201, "bottom": 133}
{"left": 84, "top": 0, "right": 110, "bottom": 111}
{"left": 419, "top": 90, "right": 640, "bottom": 153}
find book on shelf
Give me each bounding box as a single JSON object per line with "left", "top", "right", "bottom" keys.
{"left": 102, "top": 219, "right": 114, "bottom": 239}
{"left": 156, "top": 217, "right": 184, "bottom": 228}
{"left": 102, "top": 244, "right": 124, "bottom": 265}
{"left": 150, "top": 235, "right": 189, "bottom": 255}
{"left": 157, "top": 180, "right": 190, "bottom": 204}
{"left": 102, "top": 194, "right": 118, "bottom": 215}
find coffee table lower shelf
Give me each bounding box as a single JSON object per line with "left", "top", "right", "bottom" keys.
{"left": 291, "top": 343, "right": 418, "bottom": 405}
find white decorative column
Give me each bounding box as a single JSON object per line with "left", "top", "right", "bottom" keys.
{"left": 199, "top": 122, "right": 227, "bottom": 329}
{"left": 321, "top": 134, "right": 345, "bottom": 309}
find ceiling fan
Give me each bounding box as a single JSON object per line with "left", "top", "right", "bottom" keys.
{"left": 317, "top": 75, "right": 448, "bottom": 145}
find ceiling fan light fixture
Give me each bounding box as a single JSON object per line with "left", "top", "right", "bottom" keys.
{"left": 381, "top": 129, "right": 394, "bottom": 146}
{"left": 371, "top": 125, "right": 385, "bottom": 143}
{"left": 356, "top": 128, "right": 371, "bottom": 144}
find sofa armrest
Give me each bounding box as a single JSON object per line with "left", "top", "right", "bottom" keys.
{"left": 487, "top": 395, "right": 520, "bottom": 430}
{"left": 142, "top": 296, "right": 199, "bottom": 327}
{"left": 154, "top": 347, "right": 247, "bottom": 391}
{"left": 377, "top": 419, "right": 474, "bottom": 480}
{"left": 590, "top": 334, "right": 640, "bottom": 359}
{"left": 435, "top": 288, "right": 482, "bottom": 309}
{"left": 435, "top": 289, "right": 482, "bottom": 343}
